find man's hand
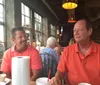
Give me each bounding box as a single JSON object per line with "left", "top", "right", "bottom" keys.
{"left": 50, "top": 76, "right": 62, "bottom": 85}
{"left": 31, "top": 69, "right": 41, "bottom": 81}
{"left": 50, "top": 71, "right": 64, "bottom": 85}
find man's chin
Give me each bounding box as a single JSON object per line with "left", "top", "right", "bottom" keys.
{"left": 21, "top": 44, "right": 27, "bottom": 48}
{"left": 75, "top": 39, "right": 80, "bottom": 42}
{"left": 76, "top": 40, "right": 82, "bottom": 43}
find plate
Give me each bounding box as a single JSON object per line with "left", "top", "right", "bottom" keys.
{"left": 5, "top": 78, "right": 11, "bottom": 84}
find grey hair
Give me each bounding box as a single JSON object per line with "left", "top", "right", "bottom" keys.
{"left": 47, "top": 37, "right": 56, "bottom": 47}
{"left": 11, "top": 27, "right": 25, "bottom": 38}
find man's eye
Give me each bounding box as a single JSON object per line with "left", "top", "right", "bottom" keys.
{"left": 79, "top": 29, "right": 83, "bottom": 31}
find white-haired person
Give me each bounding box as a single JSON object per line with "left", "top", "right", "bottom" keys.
{"left": 40, "top": 37, "right": 59, "bottom": 77}
{"left": 40, "top": 37, "right": 59, "bottom": 62}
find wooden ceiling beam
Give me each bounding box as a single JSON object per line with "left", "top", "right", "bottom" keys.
{"left": 85, "top": 0, "right": 100, "bottom": 8}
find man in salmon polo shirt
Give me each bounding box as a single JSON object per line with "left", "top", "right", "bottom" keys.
{"left": 1, "top": 27, "right": 42, "bottom": 81}
{"left": 50, "top": 19, "right": 100, "bottom": 85}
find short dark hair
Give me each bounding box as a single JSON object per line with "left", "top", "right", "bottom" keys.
{"left": 11, "top": 27, "right": 25, "bottom": 38}
{"left": 79, "top": 18, "right": 92, "bottom": 30}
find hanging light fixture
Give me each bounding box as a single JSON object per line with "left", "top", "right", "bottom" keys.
{"left": 68, "top": 14, "right": 76, "bottom": 23}
{"left": 67, "top": 9, "right": 76, "bottom": 23}
{"left": 62, "top": 0, "right": 78, "bottom": 9}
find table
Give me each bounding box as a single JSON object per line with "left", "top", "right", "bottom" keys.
{"left": 7, "top": 81, "right": 66, "bottom": 85}
{"left": 7, "top": 81, "right": 36, "bottom": 85}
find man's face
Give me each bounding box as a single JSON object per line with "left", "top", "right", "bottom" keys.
{"left": 73, "top": 20, "right": 91, "bottom": 43}
{"left": 12, "top": 31, "right": 27, "bottom": 49}
{"left": 51, "top": 42, "right": 57, "bottom": 49}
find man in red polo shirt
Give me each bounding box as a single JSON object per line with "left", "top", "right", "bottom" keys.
{"left": 1, "top": 27, "right": 42, "bottom": 81}
{"left": 50, "top": 19, "right": 100, "bottom": 85}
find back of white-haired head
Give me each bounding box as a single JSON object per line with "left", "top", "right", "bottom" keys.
{"left": 46, "top": 37, "right": 57, "bottom": 48}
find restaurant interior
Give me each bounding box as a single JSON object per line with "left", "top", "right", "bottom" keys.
{"left": 0, "top": 0, "right": 100, "bottom": 85}
{"left": 0, "top": 0, "right": 100, "bottom": 59}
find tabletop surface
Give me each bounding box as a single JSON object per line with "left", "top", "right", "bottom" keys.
{"left": 6, "top": 81, "right": 66, "bottom": 85}
{"left": 7, "top": 81, "right": 36, "bottom": 85}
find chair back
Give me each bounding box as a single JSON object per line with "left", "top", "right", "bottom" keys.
{"left": 40, "top": 52, "right": 58, "bottom": 78}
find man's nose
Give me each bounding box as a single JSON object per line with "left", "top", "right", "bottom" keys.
{"left": 74, "top": 30, "right": 79, "bottom": 35}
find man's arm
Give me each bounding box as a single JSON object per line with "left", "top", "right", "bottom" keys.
{"left": 50, "top": 71, "right": 64, "bottom": 85}
{"left": 30, "top": 48, "right": 42, "bottom": 81}
{"left": 1, "top": 50, "right": 11, "bottom": 78}
{"left": 31, "top": 69, "right": 41, "bottom": 81}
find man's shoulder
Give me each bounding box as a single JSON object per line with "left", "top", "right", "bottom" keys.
{"left": 4, "top": 47, "right": 12, "bottom": 54}
{"left": 40, "top": 47, "right": 51, "bottom": 52}
{"left": 94, "top": 42, "right": 100, "bottom": 45}
{"left": 3, "top": 47, "right": 12, "bottom": 59}
{"left": 92, "top": 41, "right": 100, "bottom": 47}
{"left": 40, "top": 47, "right": 56, "bottom": 55}
{"left": 28, "top": 44, "right": 37, "bottom": 50}
{"left": 27, "top": 44, "right": 39, "bottom": 54}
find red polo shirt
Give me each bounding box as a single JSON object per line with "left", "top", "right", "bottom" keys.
{"left": 1, "top": 44, "right": 42, "bottom": 78}
{"left": 57, "top": 41, "right": 100, "bottom": 85}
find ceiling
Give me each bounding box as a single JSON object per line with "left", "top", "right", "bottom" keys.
{"left": 38, "top": 0, "right": 100, "bottom": 45}
{"left": 45, "top": 0, "right": 100, "bottom": 25}
{"left": 44, "top": 0, "right": 100, "bottom": 45}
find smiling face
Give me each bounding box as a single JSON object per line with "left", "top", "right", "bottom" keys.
{"left": 73, "top": 20, "right": 92, "bottom": 43}
{"left": 12, "top": 30, "right": 27, "bottom": 51}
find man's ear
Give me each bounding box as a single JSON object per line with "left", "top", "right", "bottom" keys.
{"left": 88, "top": 28, "right": 92, "bottom": 36}
{"left": 11, "top": 37, "right": 15, "bottom": 41}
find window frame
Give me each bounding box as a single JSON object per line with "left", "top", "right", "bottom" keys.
{"left": 0, "top": 0, "right": 6, "bottom": 58}
{"left": 34, "top": 12, "right": 43, "bottom": 44}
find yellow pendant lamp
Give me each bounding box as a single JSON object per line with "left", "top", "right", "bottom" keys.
{"left": 62, "top": 0, "right": 78, "bottom": 9}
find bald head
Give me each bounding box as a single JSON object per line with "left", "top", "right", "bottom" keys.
{"left": 75, "top": 19, "right": 92, "bottom": 31}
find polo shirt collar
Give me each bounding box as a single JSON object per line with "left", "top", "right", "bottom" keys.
{"left": 11, "top": 45, "right": 15, "bottom": 52}
{"left": 75, "top": 41, "right": 97, "bottom": 53}
{"left": 89, "top": 41, "right": 97, "bottom": 53}
{"left": 11, "top": 44, "right": 30, "bottom": 52}
{"left": 75, "top": 43, "right": 79, "bottom": 53}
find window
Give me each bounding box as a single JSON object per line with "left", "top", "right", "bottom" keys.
{"left": 21, "top": 3, "right": 32, "bottom": 44}
{"left": 34, "top": 12, "right": 43, "bottom": 44}
{"left": 0, "top": 0, "right": 5, "bottom": 58}
{"left": 50, "top": 24, "right": 56, "bottom": 37}
{"left": 34, "top": 12, "right": 42, "bottom": 23}
{"left": 21, "top": 3, "right": 31, "bottom": 28}
{"left": 0, "top": 0, "right": 4, "bottom": 22}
